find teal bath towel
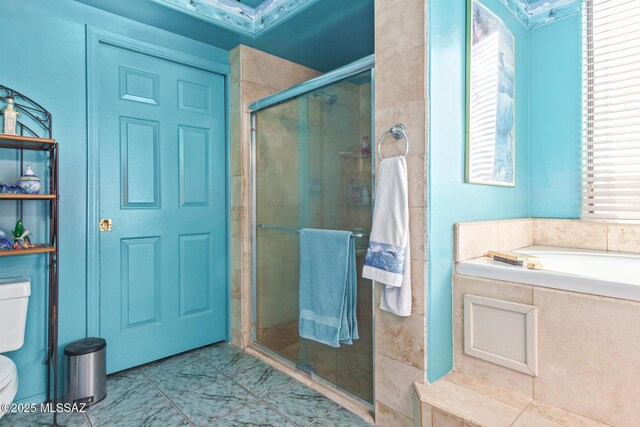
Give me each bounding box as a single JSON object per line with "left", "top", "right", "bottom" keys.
{"left": 299, "top": 229, "right": 359, "bottom": 348}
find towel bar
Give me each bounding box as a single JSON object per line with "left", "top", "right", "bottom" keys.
{"left": 257, "top": 224, "right": 370, "bottom": 239}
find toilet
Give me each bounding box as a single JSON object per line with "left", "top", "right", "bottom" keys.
{"left": 0, "top": 278, "right": 31, "bottom": 420}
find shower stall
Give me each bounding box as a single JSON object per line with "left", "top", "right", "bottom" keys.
{"left": 250, "top": 57, "right": 374, "bottom": 404}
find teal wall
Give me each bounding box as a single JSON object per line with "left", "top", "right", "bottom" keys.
{"left": 74, "top": 0, "right": 374, "bottom": 72}
{"left": 0, "top": 0, "right": 228, "bottom": 402}
{"left": 428, "top": 0, "right": 582, "bottom": 382}
{"left": 529, "top": 14, "right": 582, "bottom": 218}
{"left": 428, "top": 0, "right": 532, "bottom": 382}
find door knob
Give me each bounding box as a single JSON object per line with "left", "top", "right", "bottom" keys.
{"left": 99, "top": 219, "right": 112, "bottom": 232}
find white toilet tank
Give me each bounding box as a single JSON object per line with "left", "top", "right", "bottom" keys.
{"left": 0, "top": 278, "right": 31, "bottom": 353}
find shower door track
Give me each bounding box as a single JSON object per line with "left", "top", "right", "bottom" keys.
{"left": 250, "top": 341, "right": 375, "bottom": 411}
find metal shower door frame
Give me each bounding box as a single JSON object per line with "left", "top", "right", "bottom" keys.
{"left": 249, "top": 57, "right": 376, "bottom": 408}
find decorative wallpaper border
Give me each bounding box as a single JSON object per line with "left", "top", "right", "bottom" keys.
{"left": 499, "top": 0, "right": 580, "bottom": 29}
{"left": 150, "top": 0, "right": 320, "bottom": 36}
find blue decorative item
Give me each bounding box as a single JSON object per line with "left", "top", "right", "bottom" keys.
{"left": 0, "top": 238, "right": 11, "bottom": 251}
{"left": 17, "top": 165, "right": 41, "bottom": 194}
{"left": 0, "top": 229, "right": 5, "bottom": 238}
{"left": 0, "top": 183, "right": 26, "bottom": 194}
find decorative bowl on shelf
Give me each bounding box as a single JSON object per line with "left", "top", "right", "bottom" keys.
{"left": 0, "top": 183, "right": 26, "bottom": 194}
{"left": 17, "top": 165, "right": 41, "bottom": 194}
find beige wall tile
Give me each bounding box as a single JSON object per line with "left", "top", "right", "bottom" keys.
{"left": 533, "top": 219, "right": 607, "bottom": 250}
{"left": 231, "top": 268, "right": 242, "bottom": 300}
{"left": 229, "top": 46, "right": 240, "bottom": 80}
{"left": 452, "top": 275, "right": 534, "bottom": 397}
{"left": 239, "top": 45, "right": 320, "bottom": 90}
{"left": 375, "top": 100, "right": 427, "bottom": 157}
{"left": 230, "top": 144, "right": 241, "bottom": 177}
{"left": 375, "top": 45, "right": 427, "bottom": 111}
{"left": 406, "top": 154, "right": 428, "bottom": 208}
{"left": 410, "top": 206, "right": 427, "bottom": 261}
{"left": 375, "top": 0, "right": 426, "bottom": 61}
{"left": 375, "top": 353, "right": 425, "bottom": 419}
{"left": 512, "top": 401, "right": 610, "bottom": 427}
{"left": 241, "top": 81, "right": 279, "bottom": 112}
{"left": 454, "top": 221, "right": 500, "bottom": 262}
{"left": 607, "top": 224, "right": 640, "bottom": 254}
{"left": 255, "top": 144, "right": 284, "bottom": 177}
{"left": 230, "top": 206, "right": 248, "bottom": 238}
{"left": 534, "top": 288, "right": 640, "bottom": 427}
{"left": 376, "top": 311, "right": 426, "bottom": 370}
{"left": 376, "top": 401, "right": 416, "bottom": 427}
{"left": 411, "top": 259, "right": 426, "bottom": 315}
{"left": 230, "top": 237, "right": 242, "bottom": 266}
{"left": 230, "top": 176, "right": 247, "bottom": 207}
{"left": 499, "top": 219, "right": 534, "bottom": 251}
{"left": 230, "top": 298, "right": 243, "bottom": 346}
{"left": 374, "top": 0, "right": 429, "bottom": 414}
{"left": 455, "top": 218, "right": 533, "bottom": 262}
{"left": 375, "top": 0, "right": 406, "bottom": 14}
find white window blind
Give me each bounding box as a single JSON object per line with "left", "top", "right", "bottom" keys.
{"left": 583, "top": 0, "right": 640, "bottom": 221}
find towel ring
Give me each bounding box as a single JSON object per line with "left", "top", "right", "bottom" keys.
{"left": 378, "top": 124, "right": 409, "bottom": 161}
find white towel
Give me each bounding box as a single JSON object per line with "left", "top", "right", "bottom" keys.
{"left": 362, "top": 156, "right": 412, "bottom": 317}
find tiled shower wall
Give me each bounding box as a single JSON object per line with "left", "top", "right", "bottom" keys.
{"left": 230, "top": 18, "right": 430, "bottom": 421}
{"left": 229, "top": 45, "right": 320, "bottom": 347}
{"left": 254, "top": 101, "right": 302, "bottom": 339}
{"left": 373, "top": 0, "right": 429, "bottom": 425}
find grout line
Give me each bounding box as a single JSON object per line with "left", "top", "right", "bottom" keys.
{"left": 143, "top": 351, "right": 252, "bottom": 426}
{"left": 305, "top": 404, "right": 343, "bottom": 426}
{"left": 249, "top": 377, "right": 349, "bottom": 427}
{"left": 510, "top": 401, "right": 534, "bottom": 426}
{"left": 203, "top": 353, "right": 297, "bottom": 401}
{"left": 259, "top": 397, "right": 306, "bottom": 427}
{"left": 138, "top": 367, "right": 196, "bottom": 427}
{"left": 88, "top": 401, "right": 167, "bottom": 427}
{"left": 82, "top": 411, "right": 94, "bottom": 427}
{"left": 196, "top": 357, "right": 296, "bottom": 425}
{"left": 245, "top": 346, "right": 374, "bottom": 422}
{"left": 203, "top": 401, "right": 256, "bottom": 426}
{"left": 85, "top": 367, "right": 162, "bottom": 427}
{"left": 140, "top": 345, "right": 294, "bottom": 425}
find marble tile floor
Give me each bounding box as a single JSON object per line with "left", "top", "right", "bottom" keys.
{"left": 1, "top": 343, "right": 373, "bottom": 427}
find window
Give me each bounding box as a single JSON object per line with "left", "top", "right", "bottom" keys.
{"left": 583, "top": 0, "right": 640, "bottom": 221}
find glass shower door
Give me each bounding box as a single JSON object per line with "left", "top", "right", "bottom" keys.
{"left": 253, "top": 71, "right": 373, "bottom": 403}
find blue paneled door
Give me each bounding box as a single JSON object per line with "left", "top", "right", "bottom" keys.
{"left": 97, "top": 44, "right": 227, "bottom": 373}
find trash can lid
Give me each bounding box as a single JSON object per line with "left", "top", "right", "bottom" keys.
{"left": 64, "top": 337, "right": 107, "bottom": 356}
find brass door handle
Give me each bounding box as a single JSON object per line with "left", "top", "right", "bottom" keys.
{"left": 99, "top": 219, "right": 112, "bottom": 232}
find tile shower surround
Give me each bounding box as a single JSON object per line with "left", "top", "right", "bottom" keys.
{"left": 230, "top": 2, "right": 431, "bottom": 418}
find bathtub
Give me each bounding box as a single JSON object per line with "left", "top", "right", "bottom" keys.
{"left": 455, "top": 246, "right": 640, "bottom": 302}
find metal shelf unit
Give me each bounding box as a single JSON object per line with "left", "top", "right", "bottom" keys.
{"left": 0, "top": 84, "right": 60, "bottom": 427}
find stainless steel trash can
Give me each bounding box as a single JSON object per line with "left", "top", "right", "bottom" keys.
{"left": 64, "top": 337, "right": 107, "bottom": 405}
